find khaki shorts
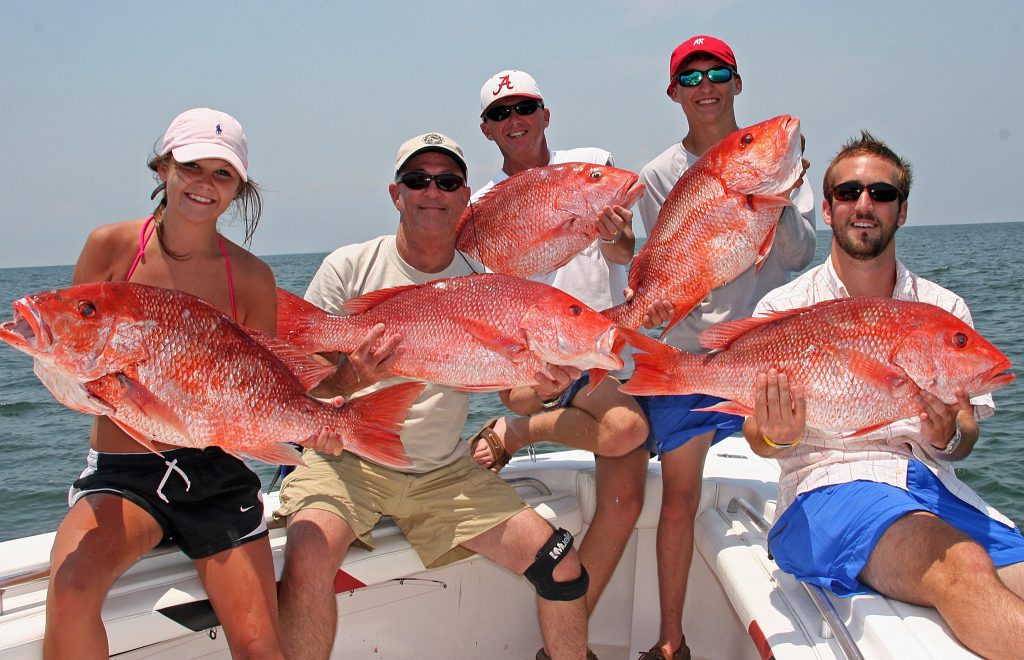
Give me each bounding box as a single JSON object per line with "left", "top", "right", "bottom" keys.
{"left": 276, "top": 450, "right": 529, "bottom": 568}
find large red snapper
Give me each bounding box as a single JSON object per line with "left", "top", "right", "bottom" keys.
{"left": 277, "top": 273, "right": 649, "bottom": 391}
{"left": 0, "top": 282, "right": 420, "bottom": 467}
{"left": 604, "top": 115, "right": 804, "bottom": 332}
{"left": 620, "top": 297, "right": 1014, "bottom": 436}
{"left": 456, "top": 162, "right": 645, "bottom": 277}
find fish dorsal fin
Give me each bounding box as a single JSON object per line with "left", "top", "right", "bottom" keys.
{"left": 461, "top": 317, "right": 531, "bottom": 362}
{"left": 699, "top": 305, "right": 820, "bottom": 350}
{"left": 341, "top": 284, "right": 421, "bottom": 316}
{"left": 248, "top": 330, "right": 335, "bottom": 392}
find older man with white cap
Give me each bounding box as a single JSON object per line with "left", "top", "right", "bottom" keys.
{"left": 468, "top": 70, "right": 650, "bottom": 660}
{"left": 276, "top": 131, "right": 590, "bottom": 660}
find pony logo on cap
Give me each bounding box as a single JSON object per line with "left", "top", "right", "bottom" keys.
{"left": 215, "top": 124, "right": 223, "bottom": 135}
{"left": 492, "top": 74, "right": 514, "bottom": 96}
{"left": 422, "top": 133, "right": 444, "bottom": 145}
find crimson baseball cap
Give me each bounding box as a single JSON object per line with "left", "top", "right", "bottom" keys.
{"left": 666, "top": 35, "right": 738, "bottom": 95}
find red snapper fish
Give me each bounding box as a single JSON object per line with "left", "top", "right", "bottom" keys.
{"left": 456, "top": 162, "right": 646, "bottom": 277}
{"left": 604, "top": 115, "right": 804, "bottom": 333}
{"left": 277, "top": 273, "right": 649, "bottom": 391}
{"left": 0, "top": 282, "right": 421, "bottom": 467}
{"left": 620, "top": 297, "right": 1014, "bottom": 436}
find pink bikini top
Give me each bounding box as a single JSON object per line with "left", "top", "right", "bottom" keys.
{"left": 125, "top": 215, "right": 238, "bottom": 321}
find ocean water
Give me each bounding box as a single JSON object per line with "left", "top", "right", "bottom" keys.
{"left": 1, "top": 223, "right": 1022, "bottom": 542}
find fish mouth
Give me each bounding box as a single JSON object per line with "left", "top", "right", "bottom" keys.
{"left": 529, "top": 326, "right": 624, "bottom": 371}
{"left": 619, "top": 175, "right": 646, "bottom": 209}
{"left": 0, "top": 299, "right": 50, "bottom": 353}
{"left": 978, "top": 361, "right": 1015, "bottom": 394}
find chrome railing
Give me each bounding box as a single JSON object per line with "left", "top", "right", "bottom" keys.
{"left": 725, "top": 496, "right": 865, "bottom": 660}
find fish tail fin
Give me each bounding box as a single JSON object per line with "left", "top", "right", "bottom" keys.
{"left": 619, "top": 341, "right": 694, "bottom": 396}
{"left": 337, "top": 381, "right": 424, "bottom": 468}
{"left": 276, "top": 287, "right": 331, "bottom": 353}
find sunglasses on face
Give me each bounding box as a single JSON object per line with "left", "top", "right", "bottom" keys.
{"left": 482, "top": 99, "right": 544, "bottom": 122}
{"left": 676, "top": 66, "right": 735, "bottom": 87}
{"left": 396, "top": 171, "right": 466, "bottom": 192}
{"left": 831, "top": 181, "right": 902, "bottom": 203}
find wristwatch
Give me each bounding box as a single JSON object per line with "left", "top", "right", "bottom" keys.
{"left": 941, "top": 420, "right": 963, "bottom": 456}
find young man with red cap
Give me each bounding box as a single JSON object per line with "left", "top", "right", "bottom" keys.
{"left": 634, "top": 36, "right": 816, "bottom": 659}
{"left": 469, "top": 69, "right": 651, "bottom": 660}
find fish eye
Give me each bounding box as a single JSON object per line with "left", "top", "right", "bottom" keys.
{"left": 588, "top": 170, "right": 602, "bottom": 180}
{"left": 740, "top": 133, "right": 754, "bottom": 147}
{"left": 952, "top": 332, "right": 968, "bottom": 349}
{"left": 78, "top": 301, "right": 96, "bottom": 318}
{"left": 570, "top": 304, "right": 582, "bottom": 316}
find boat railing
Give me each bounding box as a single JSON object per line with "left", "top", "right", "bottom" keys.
{"left": 725, "top": 496, "right": 866, "bottom": 660}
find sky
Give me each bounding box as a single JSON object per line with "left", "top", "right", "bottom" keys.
{"left": 1, "top": 1, "right": 1022, "bottom": 268}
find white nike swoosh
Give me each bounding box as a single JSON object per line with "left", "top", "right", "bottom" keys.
{"left": 240, "top": 505, "right": 256, "bottom": 512}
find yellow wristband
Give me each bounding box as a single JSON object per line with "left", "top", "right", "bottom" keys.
{"left": 762, "top": 433, "right": 798, "bottom": 449}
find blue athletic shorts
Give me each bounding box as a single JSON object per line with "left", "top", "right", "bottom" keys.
{"left": 768, "top": 460, "right": 1024, "bottom": 597}
{"left": 636, "top": 394, "right": 743, "bottom": 457}
{"left": 559, "top": 378, "right": 740, "bottom": 457}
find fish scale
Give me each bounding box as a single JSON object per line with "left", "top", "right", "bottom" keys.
{"left": 276, "top": 273, "right": 645, "bottom": 391}
{"left": 622, "top": 297, "right": 1014, "bottom": 435}
{"left": 456, "top": 162, "right": 645, "bottom": 277}
{"left": 0, "top": 282, "right": 421, "bottom": 468}
{"left": 604, "top": 115, "right": 804, "bottom": 332}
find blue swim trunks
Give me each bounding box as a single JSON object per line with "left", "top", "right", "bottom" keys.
{"left": 636, "top": 394, "right": 743, "bottom": 457}
{"left": 558, "top": 377, "right": 741, "bottom": 457}
{"left": 768, "top": 460, "right": 1024, "bottom": 597}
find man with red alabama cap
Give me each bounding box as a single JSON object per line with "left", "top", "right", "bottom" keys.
{"left": 632, "top": 36, "right": 816, "bottom": 659}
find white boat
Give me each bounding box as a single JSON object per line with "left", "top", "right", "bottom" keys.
{"left": 0, "top": 436, "right": 980, "bottom": 659}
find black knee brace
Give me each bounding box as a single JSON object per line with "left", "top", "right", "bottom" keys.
{"left": 523, "top": 527, "right": 589, "bottom": 601}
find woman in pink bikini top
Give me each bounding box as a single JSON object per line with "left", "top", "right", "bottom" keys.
{"left": 47, "top": 108, "right": 286, "bottom": 658}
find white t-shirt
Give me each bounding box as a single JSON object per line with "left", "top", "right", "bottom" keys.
{"left": 305, "top": 235, "right": 483, "bottom": 473}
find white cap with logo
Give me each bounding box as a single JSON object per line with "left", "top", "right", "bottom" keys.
{"left": 479, "top": 70, "right": 544, "bottom": 115}
{"left": 160, "top": 108, "right": 249, "bottom": 182}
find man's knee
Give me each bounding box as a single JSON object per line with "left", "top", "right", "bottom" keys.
{"left": 600, "top": 409, "right": 649, "bottom": 456}
{"left": 283, "top": 514, "right": 352, "bottom": 584}
{"left": 523, "top": 528, "right": 589, "bottom": 601}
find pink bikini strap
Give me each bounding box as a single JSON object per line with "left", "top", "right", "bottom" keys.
{"left": 124, "top": 215, "right": 156, "bottom": 282}
{"left": 125, "top": 214, "right": 238, "bottom": 322}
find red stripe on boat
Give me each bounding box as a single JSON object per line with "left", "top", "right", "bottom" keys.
{"left": 334, "top": 569, "right": 366, "bottom": 593}
{"left": 748, "top": 620, "right": 775, "bottom": 660}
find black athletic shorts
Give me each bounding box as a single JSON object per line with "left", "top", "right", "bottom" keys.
{"left": 70, "top": 447, "right": 268, "bottom": 559}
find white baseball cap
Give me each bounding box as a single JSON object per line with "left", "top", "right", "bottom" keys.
{"left": 479, "top": 70, "right": 544, "bottom": 115}
{"left": 160, "top": 108, "right": 249, "bottom": 182}
{"left": 394, "top": 132, "right": 468, "bottom": 178}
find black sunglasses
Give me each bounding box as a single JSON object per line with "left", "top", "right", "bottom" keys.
{"left": 831, "top": 181, "right": 902, "bottom": 203}
{"left": 396, "top": 171, "right": 466, "bottom": 192}
{"left": 676, "top": 66, "right": 735, "bottom": 87}
{"left": 482, "top": 99, "right": 544, "bottom": 122}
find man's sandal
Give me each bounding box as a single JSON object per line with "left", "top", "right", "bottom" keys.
{"left": 536, "top": 647, "right": 599, "bottom": 660}
{"left": 468, "top": 417, "right": 513, "bottom": 472}
{"left": 637, "top": 636, "right": 690, "bottom": 660}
